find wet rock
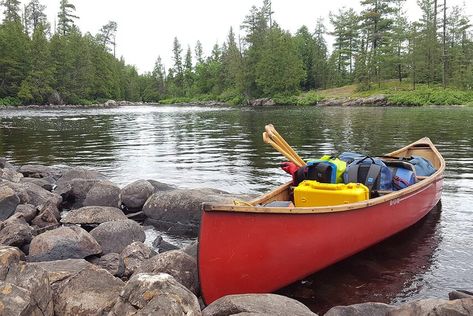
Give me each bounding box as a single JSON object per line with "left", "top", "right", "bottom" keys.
{"left": 61, "top": 206, "right": 127, "bottom": 225}
{"left": 449, "top": 290, "right": 473, "bottom": 300}
{"left": 143, "top": 188, "right": 253, "bottom": 236}
{"left": 55, "top": 167, "right": 107, "bottom": 188}
{"left": 83, "top": 180, "right": 121, "bottom": 208}
{"left": 0, "top": 214, "right": 33, "bottom": 247}
{"left": 202, "top": 294, "right": 317, "bottom": 316}
{"left": 387, "top": 298, "right": 473, "bottom": 315}
{"left": 182, "top": 241, "right": 198, "bottom": 260}
{"left": 29, "top": 225, "right": 102, "bottom": 262}
{"left": 89, "top": 253, "right": 125, "bottom": 277}
{"left": 0, "top": 157, "right": 15, "bottom": 170}
{"left": 53, "top": 266, "right": 124, "bottom": 315}
{"left": 120, "top": 241, "right": 155, "bottom": 277}
{"left": 0, "top": 167, "right": 23, "bottom": 182}
{"left": 15, "top": 204, "right": 37, "bottom": 223}
{"left": 152, "top": 235, "right": 179, "bottom": 253}
{"left": 136, "top": 250, "right": 198, "bottom": 294}
{"left": 19, "top": 164, "right": 61, "bottom": 179}
{"left": 89, "top": 219, "right": 145, "bottom": 254}
{"left": 324, "top": 302, "right": 395, "bottom": 316}
{"left": 0, "top": 185, "right": 20, "bottom": 220}
{"left": 120, "top": 179, "right": 154, "bottom": 212}
{"left": 55, "top": 178, "right": 100, "bottom": 209}
{"left": 109, "top": 273, "right": 201, "bottom": 316}
{"left": 20, "top": 176, "right": 55, "bottom": 191}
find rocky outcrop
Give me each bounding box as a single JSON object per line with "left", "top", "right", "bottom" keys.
{"left": 120, "top": 241, "right": 155, "bottom": 277}
{"left": 61, "top": 206, "right": 127, "bottom": 225}
{"left": 110, "top": 273, "right": 201, "bottom": 315}
{"left": 53, "top": 266, "right": 124, "bottom": 315}
{"left": 248, "top": 98, "right": 276, "bottom": 106}
{"left": 120, "top": 179, "right": 154, "bottom": 212}
{"left": 317, "top": 95, "right": 390, "bottom": 107}
{"left": 89, "top": 219, "right": 145, "bottom": 254}
{"left": 136, "top": 250, "right": 198, "bottom": 294}
{"left": 28, "top": 225, "right": 102, "bottom": 261}
{"left": 202, "top": 293, "right": 318, "bottom": 316}
{"left": 83, "top": 181, "right": 121, "bottom": 208}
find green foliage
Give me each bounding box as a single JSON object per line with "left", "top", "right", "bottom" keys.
{"left": 0, "top": 96, "right": 20, "bottom": 106}
{"left": 273, "top": 91, "right": 323, "bottom": 106}
{"left": 387, "top": 87, "right": 473, "bottom": 106}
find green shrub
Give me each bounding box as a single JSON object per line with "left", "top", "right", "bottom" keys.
{"left": 387, "top": 88, "right": 473, "bottom": 106}
{"left": 0, "top": 97, "right": 21, "bottom": 106}
{"left": 159, "top": 97, "right": 192, "bottom": 104}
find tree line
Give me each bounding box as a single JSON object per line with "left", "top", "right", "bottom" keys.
{"left": 1, "top": 0, "right": 472, "bottom": 106}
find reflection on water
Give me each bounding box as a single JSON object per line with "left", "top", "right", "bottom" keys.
{"left": 1, "top": 105, "right": 472, "bottom": 310}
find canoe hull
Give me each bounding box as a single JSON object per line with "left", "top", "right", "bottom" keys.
{"left": 198, "top": 174, "right": 443, "bottom": 304}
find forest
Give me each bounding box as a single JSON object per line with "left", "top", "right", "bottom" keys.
{"left": 0, "top": 0, "right": 472, "bottom": 106}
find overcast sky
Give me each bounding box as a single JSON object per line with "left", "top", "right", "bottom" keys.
{"left": 12, "top": 0, "right": 473, "bottom": 73}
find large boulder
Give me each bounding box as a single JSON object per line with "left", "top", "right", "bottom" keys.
{"left": 324, "top": 302, "right": 395, "bottom": 316}
{"left": 55, "top": 167, "right": 107, "bottom": 188}
{"left": 388, "top": 298, "right": 473, "bottom": 315}
{"left": 18, "top": 164, "right": 61, "bottom": 180}
{"left": 19, "top": 182, "right": 61, "bottom": 209}
{"left": 0, "top": 185, "right": 20, "bottom": 220}
{"left": 20, "top": 177, "right": 55, "bottom": 191}
{"left": 29, "top": 225, "right": 102, "bottom": 262}
{"left": 0, "top": 214, "right": 33, "bottom": 248}
{"left": 61, "top": 206, "right": 127, "bottom": 225}
{"left": 202, "top": 294, "right": 317, "bottom": 316}
{"left": 29, "top": 258, "right": 95, "bottom": 286}
{"left": 89, "top": 219, "right": 145, "bottom": 254}
{"left": 120, "top": 241, "right": 155, "bottom": 277}
{"left": 83, "top": 181, "right": 121, "bottom": 208}
{"left": 147, "top": 179, "right": 177, "bottom": 192}
{"left": 53, "top": 266, "right": 124, "bottom": 315}
{"left": 110, "top": 273, "right": 201, "bottom": 315}
{"left": 31, "top": 198, "right": 61, "bottom": 228}
{"left": 135, "top": 250, "right": 198, "bottom": 294}
{"left": 0, "top": 167, "right": 23, "bottom": 182}
{"left": 143, "top": 188, "right": 253, "bottom": 236}
{"left": 120, "top": 179, "right": 154, "bottom": 212}
{"left": 55, "top": 178, "right": 101, "bottom": 209}
{"left": 0, "top": 247, "right": 54, "bottom": 316}
{"left": 89, "top": 253, "right": 125, "bottom": 277}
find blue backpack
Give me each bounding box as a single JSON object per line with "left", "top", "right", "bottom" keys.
{"left": 384, "top": 160, "right": 417, "bottom": 190}
{"left": 409, "top": 156, "right": 436, "bottom": 176}
{"left": 344, "top": 157, "right": 393, "bottom": 192}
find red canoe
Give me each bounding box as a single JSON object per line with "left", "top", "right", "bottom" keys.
{"left": 198, "top": 138, "right": 445, "bottom": 304}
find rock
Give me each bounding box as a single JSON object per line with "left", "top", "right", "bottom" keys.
{"left": 105, "top": 99, "right": 117, "bottom": 106}
{"left": 29, "top": 258, "right": 94, "bottom": 285}
{"left": 120, "top": 179, "right": 154, "bottom": 212}
{"left": 449, "top": 290, "right": 473, "bottom": 300}
{"left": 15, "top": 204, "right": 37, "bottom": 223}
{"left": 0, "top": 214, "right": 33, "bottom": 247}
{"left": 29, "top": 225, "right": 102, "bottom": 262}
{"left": 120, "top": 241, "right": 155, "bottom": 277}
{"left": 53, "top": 266, "right": 124, "bottom": 315}
{"left": 20, "top": 177, "right": 55, "bottom": 191}
{"left": 147, "top": 179, "right": 177, "bottom": 192}
{"left": 31, "top": 198, "right": 61, "bottom": 228}
{"left": 55, "top": 167, "right": 107, "bottom": 189}
{"left": 89, "top": 253, "right": 125, "bottom": 277}
{"left": 136, "top": 250, "right": 198, "bottom": 294}
{"left": 0, "top": 255, "right": 54, "bottom": 316}
{"left": 89, "top": 219, "right": 145, "bottom": 254}
{"left": 0, "top": 181, "right": 30, "bottom": 204}
{"left": 61, "top": 206, "right": 127, "bottom": 225}
{"left": 0, "top": 186, "right": 20, "bottom": 220}
{"left": 152, "top": 235, "right": 179, "bottom": 253}
{"left": 0, "top": 246, "right": 24, "bottom": 279}
{"left": 143, "top": 188, "right": 254, "bottom": 236}
{"left": 324, "top": 302, "right": 395, "bottom": 316}
{"left": 19, "top": 164, "right": 61, "bottom": 179}
{"left": 0, "top": 167, "right": 23, "bottom": 182}
{"left": 0, "top": 158, "right": 15, "bottom": 170}
{"left": 55, "top": 178, "right": 101, "bottom": 209}
{"left": 83, "top": 181, "right": 121, "bottom": 208}
{"left": 109, "top": 273, "right": 201, "bottom": 316}
{"left": 248, "top": 98, "right": 276, "bottom": 106}
{"left": 389, "top": 298, "right": 473, "bottom": 315}
{"left": 182, "top": 241, "right": 198, "bottom": 260}
{"left": 202, "top": 294, "right": 317, "bottom": 316}
{"left": 8, "top": 182, "right": 62, "bottom": 209}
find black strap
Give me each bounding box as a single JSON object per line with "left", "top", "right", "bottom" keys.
{"left": 364, "top": 164, "right": 382, "bottom": 191}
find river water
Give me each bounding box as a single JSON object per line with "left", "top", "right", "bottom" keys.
{"left": 0, "top": 105, "right": 472, "bottom": 313}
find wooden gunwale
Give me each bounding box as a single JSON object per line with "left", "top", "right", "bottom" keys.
{"left": 203, "top": 137, "right": 445, "bottom": 215}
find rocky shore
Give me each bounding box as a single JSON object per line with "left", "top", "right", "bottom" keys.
{"left": 1, "top": 158, "right": 472, "bottom": 315}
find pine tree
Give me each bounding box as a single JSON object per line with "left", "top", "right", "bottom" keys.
{"left": 96, "top": 21, "right": 117, "bottom": 55}
{"left": 57, "top": 0, "right": 78, "bottom": 36}
{"left": 24, "top": 0, "right": 48, "bottom": 35}
{"left": 1, "top": 0, "right": 21, "bottom": 23}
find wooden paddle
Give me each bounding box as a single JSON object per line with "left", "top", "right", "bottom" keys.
{"left": 263, "top": 125, "right": 306, "bottom": 167}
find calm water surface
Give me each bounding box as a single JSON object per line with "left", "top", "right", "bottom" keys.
{"left": 0, "top": 105, "right": 472, "bottom": 313}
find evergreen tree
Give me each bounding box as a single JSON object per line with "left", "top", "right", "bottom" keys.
{"left": 96, "top": 21, "right": 117, "bottom": 55}
{"left": 1, "top": 0, "right": 21, "bottom": 23}
{"left": 171, "top": 37, "right": 184, "bottom": 95}
{"left": 24, "top": 0, "right": 48, "bottom": 35}
{"left": 57, "top": 0, "right": 78, "bottom": 36}
{"left": 152, "top": 56, "right": 166, "bottom": 98}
